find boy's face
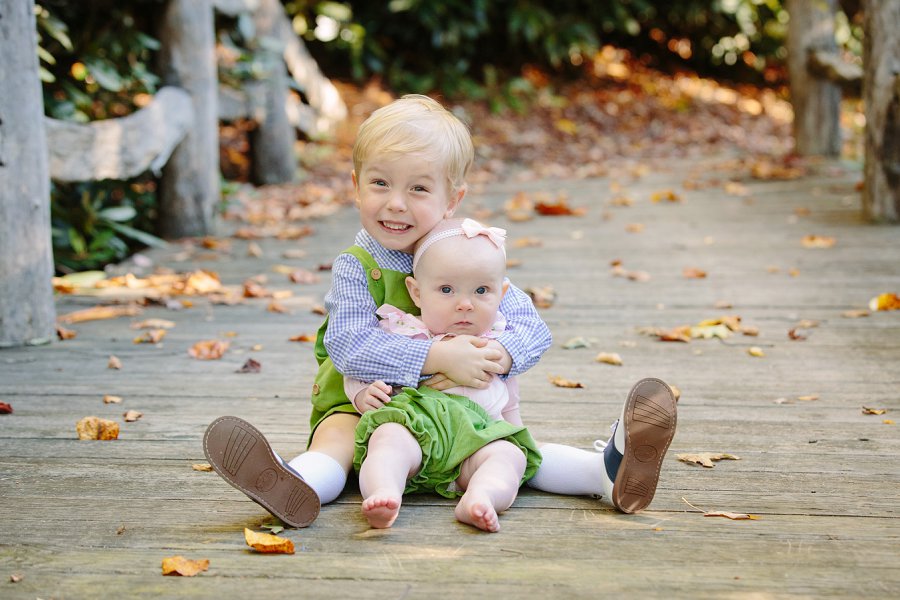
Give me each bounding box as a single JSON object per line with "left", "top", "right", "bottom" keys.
{"left": 405, "top": 237, "right": 508, "bottom": 337}
{"left": 353, "top": 153, "right": 464, "bottom": 254}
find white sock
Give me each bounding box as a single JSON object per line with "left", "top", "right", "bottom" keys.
{"left": 287, "top": 452, "right": 347, "bottom": 504}
{"left": 526, "top": 443, "right": 605, "bottom": 496}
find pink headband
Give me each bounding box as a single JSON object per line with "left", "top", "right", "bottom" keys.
{"left": 412, "top": 218, "right": 507, "bottom": 272}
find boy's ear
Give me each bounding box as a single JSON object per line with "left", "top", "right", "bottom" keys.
{"left": 444, "top": 184, "right": 467, "bottom": 217}
{"left": 351, "top": 170, "right": 361, "bottom": 206}
{"left": 501, "top": 279, "right": 510, "bottom": 298}
{"left": 405, "top": 276, "right": 423, "bottom": 308}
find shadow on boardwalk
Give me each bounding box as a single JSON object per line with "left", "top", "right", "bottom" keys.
{"left": 2, "top": 156, "right": 898, "bottom": 598}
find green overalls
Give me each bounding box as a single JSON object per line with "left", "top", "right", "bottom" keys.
{"left": 311, "top": 246, "right": 541, "bottom": 499}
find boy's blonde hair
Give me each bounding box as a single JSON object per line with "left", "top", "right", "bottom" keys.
{"left": 352, "top": 94, "right": 474, "bottom": 193}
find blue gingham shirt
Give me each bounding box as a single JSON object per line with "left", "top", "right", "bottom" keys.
{"left": 323, "top": 230, "right": 552, "bottom": 387}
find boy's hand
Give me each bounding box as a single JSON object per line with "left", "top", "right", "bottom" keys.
{"left": 423, "top": 335, "right": 504, "bottom": 389}
{"left": 354, "top": 381, "right": 393, "bottom": 413}
{"left": 421, "top": 373, "right": 455, "bottom": 391}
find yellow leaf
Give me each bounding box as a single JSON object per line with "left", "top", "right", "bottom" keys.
{"left": 869, "top": 292, "right": 900, "bottom": 311}
{"left": 884, "top": 419, "right": 895, "bottom": 425}
{"left": 131, "top": 319, "right": 176, "bottom": 330}
{"left": 677, "top": 453, "right": 740, "bottom": 468}
{"left": 192, "top": 463, "right": 213, "bottom": 472}
{"left": 133, "top": 329, "right": 166, "bottom": 344}
{"left": 595, "top": 352, "right": 623, "bottom": 366}
{"left": 801, "top": 235, "right": 836, "bottom": 248}
{"left": 76, "top": 416, "right": 119, "bottom": 440}
{"left": 188, "top": 340, "right": 230, "bottom": 360}
{"left": 58, "top": 304, "right": 143, "bottom": 324}
{"left": 161, "top": 555, "right": 209, "bottom": 577}
{"left": 862, "top": 406, "right": 887, "bottom": 415}
{"left": 651, "top": 189, "right": 681, "bottom": 203}
{"left": 554, "top": 118, "right": 578, "bottom": 135}
{"left": 747, "top": 346, "right": 765, "bottom": 357}
{"left": 244, "top": 528, "right": 295, "bottom": 554}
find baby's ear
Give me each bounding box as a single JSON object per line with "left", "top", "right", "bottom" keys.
{"left": 406, "top": 276, "right": 423, "bottom": 307}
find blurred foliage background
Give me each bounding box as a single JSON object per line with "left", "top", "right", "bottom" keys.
{"left": 35, "top": 0, "right": 863, "bottom": 272}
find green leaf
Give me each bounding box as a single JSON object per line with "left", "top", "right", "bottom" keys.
{"left": 98, "top": 206, "right": 137, "bottom": 222}
{"left": 105, "top": 221, "right": 168, "bottom": 249}
{"left": 83, "top": 59, "right": 124, "bottom": 92}
{"left": 68, "top": 228, "right": 87, "bottom": 255}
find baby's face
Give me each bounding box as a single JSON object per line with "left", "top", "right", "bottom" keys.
{"left": 353, "top": 153, "right": 462, "bottom": 254}
{"left": 408, "top": 237, "right": 507, "bottom": 336}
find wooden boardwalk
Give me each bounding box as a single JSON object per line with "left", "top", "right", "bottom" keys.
{"left": 2, "top": 156, "right": 898, "bottom": 598}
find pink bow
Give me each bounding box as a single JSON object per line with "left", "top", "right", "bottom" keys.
{"left": 461, "top": 218, "right": 506, "bottom": 248}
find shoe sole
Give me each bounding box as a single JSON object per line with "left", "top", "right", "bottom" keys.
{"left": 611, "top": 378, "right": 677, "bottom": 513}
{"left": 203, "top": 416, "right": 320, "bottom": 528}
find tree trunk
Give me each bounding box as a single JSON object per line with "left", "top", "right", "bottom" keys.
{"left": 156, "top": 0, "right": 220, "bottom": 238}
{"left": 863, "top": 0, "right": 900, "bottom": 223}
{"left": 787, "top": 0, "right": 842, "bottom": 156}
{"left": 250, "top": 0, "right": 297, "bottom": 185}
{"left": 0, "top": 0, "right": 56, "bottom": 347}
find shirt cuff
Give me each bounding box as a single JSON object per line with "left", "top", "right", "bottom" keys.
{"left": 495, "top": 331, "right": 528, "bottom": 377}
{"left": 399, "top": 338, "right": 433, "bottom": 387}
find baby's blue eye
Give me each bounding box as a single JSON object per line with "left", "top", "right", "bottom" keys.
{"left": 475, "top": 286, "right": 487, "bottom": 295}
{"left": 440, "top": 286, "right": 452, "bottom": 294}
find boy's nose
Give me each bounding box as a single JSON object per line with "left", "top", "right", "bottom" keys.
{"left": 386, "top": 192, "right": 407, "bottom": 211}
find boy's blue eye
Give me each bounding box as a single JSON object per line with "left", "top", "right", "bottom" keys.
{"left": 412, "top": 185, "right": 428, "bottom": 193}
{"left": 371, "top": 179, "right": 387, "bottom": 187}
{"left": 475, "top": 286, "right": 487, "bottom": 295}
{"left": 440, "top": 286, "right": 452, "bottom": 294}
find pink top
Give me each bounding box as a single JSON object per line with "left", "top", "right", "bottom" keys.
{"left": 344, "top": 305, "right": 520, "bottom": 420}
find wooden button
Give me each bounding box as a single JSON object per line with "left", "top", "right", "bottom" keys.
{"left": 312, "top": 383, "right": 320, "bottom": 395}
{"left": 370, "top": 268, "right": 382, "bottom": 281}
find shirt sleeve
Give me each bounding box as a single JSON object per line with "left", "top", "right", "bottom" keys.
{"left": 343, "top": 376, "right": 369, "bottom": 413}
{"left": 323, "top": 253, "right": 433, "bottom": 386}
{"left": 495, "top": 280, "right": 553, "bottom": 376}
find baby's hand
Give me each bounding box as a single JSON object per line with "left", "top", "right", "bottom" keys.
{"left": 427, "top": 335, "right": 504, "bottom": 389}
{"left": 354, "top": 381, "right": 393, "bottom": 413}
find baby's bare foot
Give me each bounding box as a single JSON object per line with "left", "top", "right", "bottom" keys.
{"left": 362, "top": 492, "right": 401, "bottom": 529}
{"left": 455, "top": 493, "right": 500, "bottom": 533}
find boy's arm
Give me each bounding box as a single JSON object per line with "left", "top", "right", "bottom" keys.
{"left": 495, "top": 279, "right": 553, "bottom": 376}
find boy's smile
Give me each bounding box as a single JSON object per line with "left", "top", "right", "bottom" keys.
{"left": 353, "top": 153, "right": 463, "bottom": 254}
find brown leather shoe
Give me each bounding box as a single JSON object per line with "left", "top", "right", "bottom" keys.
{"left": 600, "top": 378, "right": 677, "bottom": 513}
{"left": 203, "top": 416, "right": 320, "bottom": 528}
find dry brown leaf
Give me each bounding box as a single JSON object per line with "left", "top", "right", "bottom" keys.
{"left": 311, "top": 304, "right": 327, "bottom": 315}
{"left": 525, "top": 286, "right": 556, "bottom": 308}
{"left": 244, "top": 528, "right": 295, "bottom": 554}
{"left": 683, "top": 267, "right": 707, "bottom": 279}
{"left": 549, "top": 375, "right": 585, "bottom": 388}
{"left": 747, "top": 346, "right": 765, "bottom": 357}
{"left": 741, "top": 325, "right": 760, "bottom": 336}
{"left": 55, "top": 325, "right": 77, "bottom": 340}
{"left": 504, "top": 191, "right": 534, "bottom": 221}
{"left": 512, "top": 237, "right": 543, "bottom": 249}
{"left": 796, "top": 394, "right": 820, "bottom": 402}
{"left": 103, "top": 395, "right": 123, "bottom": 404}
{"left": 76, "top": 416, "right": 119, "bottom": 440}
{"left": 657, "top": 326, "right": 692, "bottom": 343}
{"left": 236, "top": 358, "right": 262, "bottom": 373}
{"left": 0, "top": 402, "right": 14, "bottom": 414}
{"left": 862, "top": 406, "right": 887, "bottom": 415}
{"left": 288, "top": 269, "right": 320, "bottom": 284}
{"left": 131, "top": 319, "right": 176, "bottom": 330}
{"left": 108, "top": 355, "right": 122, "bottom": 370}
{"left": 243, "top": 279, "right": 270, "bottom": 298}
{"left": 9, "top": 573, "right": 23, "bottom": 583}
{"left": 677, "top": 453, "right": 740, "bottom": 468}
{"left": 724, "top": 181, "right": 749, "bottom": 196}
{"left": 705, "top": 511, "right": 759, "bottom": 520}
{"left": 625, "top": 223, "right": 645, "bottom": 233}
{"left": 267, "top": 300, "right": 289, "bottom": 314}
{"left": 289, "top": 333, "right": 316, "bottom": 342}
{"left": 669, "top": 384, "right": 681, "bottom": 401}
{"left": 534, "top": 195, "right": 586, "bottom": 216}
{"left": 123, "top": 410, "right": 143, "bottom": 422}
{"left": 842, "top": 309, "right": 870, "bottom": 318}
{"left": 58, "top": 304, "right": 142, "bottom": 324}
{"left": 161, "top": 556, "right": 210, "bottom": 577}
{"left": 869, "top": 292, "right": 900, "bottom": 311}
{"left": 281, "top": 248, "right": 307, "bottom": 259}
{"left": 188, "top": 340, "right": 230, "bottom": 360}
{"left": 595, "top": 352, "right": 623, "bottom": 366}
{"left": 192, "top": 463, "right": 214, "bottom": 472}
{"left": 801, "top": 234, "right": 836, "bottom": 248}
{"left": 133, "top": 329, "right": 166, "bottom": 344}
{"left": 788, "top": 328, "right": 807, "bottom": 341}
{"left": 247, "top": 242, "right": 263, "bottom": 258}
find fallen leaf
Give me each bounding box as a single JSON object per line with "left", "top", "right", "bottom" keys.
{"left": 57, "top": 304, "right": 142, "bottom": 324}
{"left": 9, "top": 573, "right": 23, "bottom": 583}
{"left": 741, "top": 325, "right": 760, "bottom": 336}
{"left": 747, "top": 346, "right": 765, "bottom": 357}
{"left": 724, "top": 181, "right": 749, "bottom": 196}
{"left": 188, "top": 340, "right": 230, "bottom": 360}
{"left": 534, "top": 194, "right": 586, "bottom": 216}
{"left": 261, "top": 523, "right": 285, "bottom": 535}
{"left": 788, "top": 328, "right": 807, "bottom": 341}
{"left": 869, "top": 292, "right": 900, "bottom": 311}
{"left": 237, "top": 358, "right": 262, "bottom": 373}
{"left": 311, "top": 305, "right": 326, "bottom": 315}
{"left": 161, "top": 556, "right": 210, "bottom": 576}
{"left": 561, "top": 336, "right": 593, "bottom": 349}
{"left": 247, "top": 242, "right": 263, "bottom": 257}
{"left": 650, "top": 189, "right": 681, "bottom": 203}
{"left": 55, "top": 325, "right": 77, "bottom": 340}
{"left": 76, "top": 416, "right": 119, "bottom": 440}
{"left": 683, "top": 267, "right": 707, "bottom": 279}
{"left": 103, "top": 395, "right": 123, "bottom": 404}
{"left": 795, "top": 320, "right": 819, "bottom": 329}
{"left": 192, "top": 463, "right": 214, "bottom": 472}
{"left": 133, "top": 329, "right": 166, "bottom": 344}
{"left": 288, "top": 269, "right": 319, "bottom": 284}
{"left": 504, "top": 191, "right": 534, "bottom": 221}
{"left": 595, "top": 352, "right": 623, "bottom": 366}
{"left": 512, "top": 237, "right": 543, "bottom": 249}
{"left": 801, "top": 234, "right": 836, "bottom": 248}
{"left": 657, "top": 326, "right": 692, "bottom": 343}
{"left": 0, "top": 402, "right": 13, "bottom": 414}
{"left": 714, "top": 300, "right": 734, "bottom": 309}
{"left": 796, "top": 394, "right": 819, "bottom": 402}
{"left": 691, "top": 324, "right": 731, "bottom": 340}
{"left": 108, "top": 355, "right": 123, "bottom": 370}
{"left": 525, "top": 286, "right": 557, "bottom": 309}
{"left": 289, "top": 333, "right": 316, "bottom": 342}
{"left": 281, "top": 248, "right": 307, "bottom": 259}
{"left": 116, "top": 525, "right": 126, "bottom": 535}
{"left": 885, "top": 419, "right": 895, "bottom": 425}
{"left": 862, "top": 406, "right": 887, "bottom": 415}
{"left": 123, "top": 410, "right": 143, "bottom": 422}
{"left": 549, "top": 375, "right": 585, "bottom": 388}
{"left": 841, "top": 309, "right": 870, "bottom": 318}
{"left": 131, "top": 319, "right": 176, "bottom": 330}
{"left": 625, "top": 223, "right": 645, "bottom": 233}
{"left": 267, "top": 300, "right": 289, "bottom": 313}
{"left": 677, "top": 453, "right": 740, "bottom": 468}
{"left": 244, "top": 528, "right": 294, "bottom": 554}
{"left": 669, "top": 384, "right": 681, "bottom": 401}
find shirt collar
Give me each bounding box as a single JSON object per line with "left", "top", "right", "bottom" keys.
{"left": 354, "top": 229, "right": 414, "bottom": 273}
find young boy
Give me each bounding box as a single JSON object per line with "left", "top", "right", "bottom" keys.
{"left": 350, "top": 217, "right": 539, "bottom": 532}
{"left": 203, "top": 94, "right": 677, "bottom": 528}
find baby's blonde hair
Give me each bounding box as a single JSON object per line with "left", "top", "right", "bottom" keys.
{"left": 352, "top": 94, "right": 474, "bottom": 193}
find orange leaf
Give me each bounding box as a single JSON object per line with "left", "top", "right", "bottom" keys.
{"left": 801, "top": 235, "right": 836, "bottom": 248}
{"left": 683, "top": 267, "right": 707, "bottom": 279}
{"left": 869, "top": 292, "right": 900, "bottom": 311}
{"left": 862, "top": 406, "right": 887, "bottom": 415}
{"left": 549, "top": 375, "right": 585, "bottom": 388}
{"left": 56, "top": 325, "right": 77, "bottom": 340}
{"left": 133, "top": 329, "right": 166, "bottom": 344}
{"left": 244, "top": 528, "right": 295, "bottom": 554}
{"left": 650, "top": 189, "right": 681, "bottom": 203}
{"left": 76, "top": 416, "right": 119, "bottom": 440}
{"left": 595, "top": 352, "right": 623, "bottom": 366}
{"left": 161, "top": 556, "right": 210, "bottom": 577}
{"left": 188, "top": 340, "right": 230, "bottom": 360}
{"left": 289, "top": 333, "right": 316, "bottom": 342}
{"left": 58, "top": 304, "right": 142, "bottom": 324}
